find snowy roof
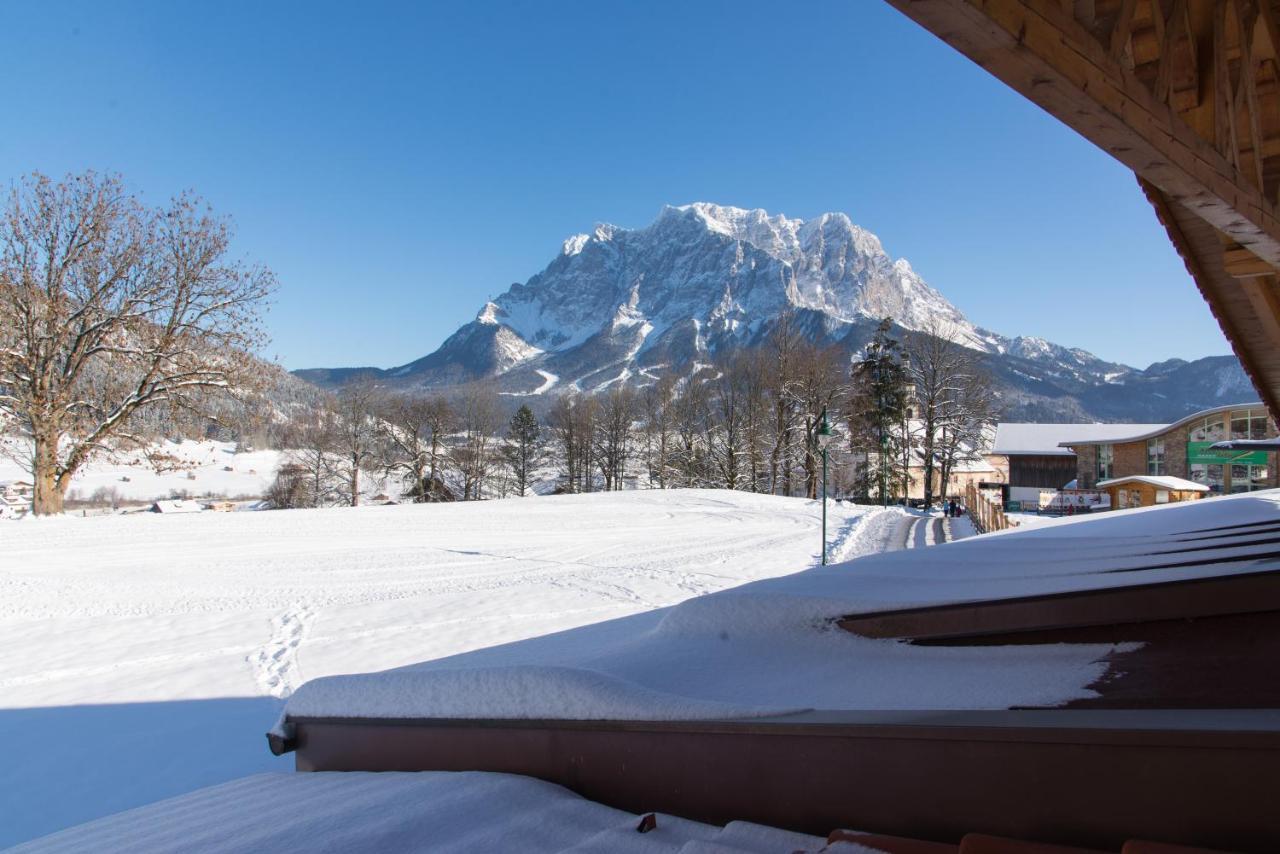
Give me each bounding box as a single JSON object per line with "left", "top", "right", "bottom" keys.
{"left": 15, "top": 772, "right": 830, "bottom": 854}
{"left": 992, "top": 423, "right": 1166, "bottom": 456}
{"left": 1058, "top": 402, "right": 1265, "bottom": 447}
{"left": 951, "top": 456, "right": 997, "bottom": 473}
{"left": 150, "top": 499, "right": 203, "bottom": 514}
{"left": 1096, "top": 475, "right": 1210, "bottom": 492}
{"left": 278, "top": 490, "right": 1280, "bottom": 727}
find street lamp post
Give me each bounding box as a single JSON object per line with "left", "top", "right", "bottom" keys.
{"left": 818, "top": 409, "right": 834, "bottom": 565}
{"left": 876, "top": 359, "right": 887, "bottom": 509}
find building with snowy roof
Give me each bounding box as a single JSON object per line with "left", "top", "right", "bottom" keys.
{"left": 149, "top": 499, "right": 203, "bottom": 514}
{"left": 0, "top": 481, "right": 32, "bottom": 519}
{"left": 0, "top": 492, "right": 28, "bottom": 519}
{"left": 1061, "top": 403, "right": 1279, "bottom": 496}
{"left": 1096, "top": 474, "right": 1210, "bottom": 509}
{"left": 990, "top": 422, "right": 1164, "bottom": 505}
{"left": 893, "top": 423, "right": 998, "bottom": 503}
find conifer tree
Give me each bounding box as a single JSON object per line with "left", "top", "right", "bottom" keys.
{"left": 849, "top": 318, "right": 911, "bottom": 503}
{"left": 503, "top": 404, "right": 543, "bottom": 496}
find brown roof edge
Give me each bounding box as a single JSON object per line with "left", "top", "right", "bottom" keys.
{"left": 837, "top": 567, "right": 1280, "bottom": 642}
{"left": 279, "top": 710, "right": 1280, "bottom": 851}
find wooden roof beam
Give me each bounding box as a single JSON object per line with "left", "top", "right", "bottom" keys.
{"left": 1224, "top": 241, "right": 1280, "bottom": 276}
{"left": 885, "top": 0, "right": 1280, "bottom": 265}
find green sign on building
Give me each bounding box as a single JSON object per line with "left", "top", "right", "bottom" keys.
{"left": 1186, "top": 442, "right": 1270, "bottom": 466}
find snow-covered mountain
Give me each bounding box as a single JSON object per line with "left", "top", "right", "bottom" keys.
{"left": 295, "top": 203, "right": 1251, "bottom": 422}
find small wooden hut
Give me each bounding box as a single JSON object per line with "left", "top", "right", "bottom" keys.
{"left": 1096, "top": 475, "right": 1208, "bottom": 510}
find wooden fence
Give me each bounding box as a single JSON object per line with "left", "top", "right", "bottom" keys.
{"left": 965, "top": 482, "right": 1014, "bottom": 533}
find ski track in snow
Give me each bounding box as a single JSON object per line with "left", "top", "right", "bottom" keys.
{"left": 498, "top": 369, "right": 559, "bottom": 397}
{"left": 892, "top": 514, "right": 953, "bottom": 551}
{"left": 532, "top": 370, "right": 558, "bottom": 394}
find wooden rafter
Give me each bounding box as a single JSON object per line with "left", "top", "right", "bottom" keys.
{"left": 885, "top": 0, "right": 1280, "bottom": 261}
{"left": 885, "top": 0, "right": 1280, "bottom": 418}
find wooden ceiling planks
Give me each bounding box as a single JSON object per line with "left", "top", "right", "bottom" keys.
{"left": 885, "top": 0, "right": 1280, "bottom": 417}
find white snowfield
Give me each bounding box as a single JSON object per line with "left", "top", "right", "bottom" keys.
{"left": 11, "top": 490, "right": 1278, "bottom": 850}
{"left": 0, "top": 439, "right": 281, "bottom": 505}
{"left": 0, "top": 490, "right": 883, "bottom": 848}
{"left": 279, "top": 491, "right": 1280, "bottom": 729}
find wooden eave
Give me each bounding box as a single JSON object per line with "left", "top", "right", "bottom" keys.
{"left": 884, "top": 0, "right": 1280, "bottom": 419}
{"left": 1143, "top": 178, "right": 1280, "bottom": 416}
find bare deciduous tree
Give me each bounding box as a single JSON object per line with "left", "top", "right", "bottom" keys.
{"left": 593, "top": 385, "right": 636, "bottom": 490}
{"left": 547, "top": 392, "right": 596, "bottom": 493}
{"left": 766, "top": 314, "right": 802, "bottom": 495}
{"left": 0, "top": 171, "right": 275, "bottom": 514}
{"left": 272, "top": 405, "right": 342, "bottom": 509}
{"left": 333, "top": 381, "right": 382, "bottom": 506}
{"left": 670, "top": 371, "right": 711, "bottom": 487}
{"left": 711, "top": 354, "right": 751, "bottom": 490}
{"left": 454, "top": 383, "right": 503, "bottom": 500}
{"left": 906, "top": 319, "right": 993, "bottom": 509}
{"left": 787, "top": 343, "right": 853, "bottom": 499}
{"left": 640, "top": 375, "right": 675, "bottom": 489}
{"left": 379, "top": 393, "right": 454, "bottom": 502}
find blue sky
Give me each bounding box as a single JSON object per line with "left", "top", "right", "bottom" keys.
{"left": 1, "top": 1, "right": 1229, "bottom": 370}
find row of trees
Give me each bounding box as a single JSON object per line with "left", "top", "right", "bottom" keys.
{"left": 0, "top": 172, "right": 995, "bottom": 513}
{"left": 271, "top": 315, "right": 997, "bottom": 510}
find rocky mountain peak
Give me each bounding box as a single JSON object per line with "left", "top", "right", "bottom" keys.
{"left": 294, "top": 203, "right": 1249, "bottom": 422}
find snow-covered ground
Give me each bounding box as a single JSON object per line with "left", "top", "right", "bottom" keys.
{"left": 1005, "top": 510, "right": 1078, "bottom": 529}
{"left": 278, "top": 492, "right": 1280, "bottom": 731}
{"left": 0, "top": 439, "right": 281, "bottom": 506}
{"left": 0, "top": 490, "right": 890, "bottom": 847}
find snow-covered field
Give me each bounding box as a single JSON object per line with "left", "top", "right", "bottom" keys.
{"left": 0, "top": 439, "right": 281, "bottom": 506}
{"left": 0, "top": 490, "right": 889, "bottom": 847}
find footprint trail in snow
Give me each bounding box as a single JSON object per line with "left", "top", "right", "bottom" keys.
{"left": 250, "top": 601, "right": 317, "bottom": 698}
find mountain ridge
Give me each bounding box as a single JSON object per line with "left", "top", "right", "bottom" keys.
{"left": 294, "top": 203, "right": 1252, "bottom": 422}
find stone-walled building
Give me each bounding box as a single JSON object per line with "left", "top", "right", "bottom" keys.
{"left": 989, "top": 423, "right": 1165, "bottom": 505}
{"left": 1064, "top": 403, "right": 1278, "bottom": 495}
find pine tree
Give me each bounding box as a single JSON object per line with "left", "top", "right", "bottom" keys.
{"left": 504, "top": 404, "right": 543, "bottom": 496}
{"left": 849, "top": 318, "right": 911, "bottom": 503}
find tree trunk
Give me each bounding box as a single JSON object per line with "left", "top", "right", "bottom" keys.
{"left": 412, "top": 460, "right": 427, "bottom": 503}
{"left": 32, "top": 430, "right": 64, "bottom": 516}
{"left": 922, "top": 450, "right": 935, "bottom": 511}
{"left": 350, "top": 455, "right": 360, "bottom": 507}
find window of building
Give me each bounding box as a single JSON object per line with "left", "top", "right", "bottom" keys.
{"left": 1190, "top": 416, "right": 1226, "bottom": 443}
{"left": 1117, "top": 487, "right": 1142, "bottom": 509}
{"left": 1229, "top": 408, "right": 1270, "bottom": 440}
{"left": 1253, "top": 464, "right": 1270, "bottom": 490}
{"left": 1190, "top": 463, "right": 1225, "bottom": 493}
{"left": 1230, "top": 463, "right": 1270, "bottom": 493}
{"left": 1155, "top": 489, "right": 1170, "bottom": 504}
{"left": 1097, "top": 444, "right": 1113, "bottom": 481}
{"left": 1147, "top": 437, "right": 1165, "bottom": 475}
